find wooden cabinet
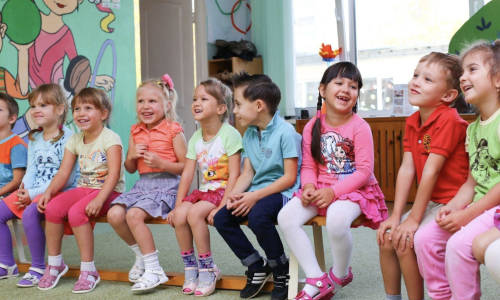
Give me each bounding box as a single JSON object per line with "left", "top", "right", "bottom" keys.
{"left": 208, "top": 57, "right": 263, "bottom": 136}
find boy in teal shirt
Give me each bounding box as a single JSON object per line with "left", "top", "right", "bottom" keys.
{"left": 214, "top": 71, "right": 302, "bottom": 300}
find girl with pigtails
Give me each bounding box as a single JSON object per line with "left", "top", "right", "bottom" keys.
{"left": 278, "top": 62, "right": 387, "bottom": 300}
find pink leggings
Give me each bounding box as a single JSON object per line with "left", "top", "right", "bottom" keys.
{"left": 45, "top": 187, "right": 121, "bottom": 227}
{"left": 414, "top": 206, "right": 497, "bottom": 300}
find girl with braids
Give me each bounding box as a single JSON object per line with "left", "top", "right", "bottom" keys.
{"left": 278, "top": 62, "right": 387, "bottom": 300}
{"left": 0, "top": 84, "right": 77, "bottom": 287}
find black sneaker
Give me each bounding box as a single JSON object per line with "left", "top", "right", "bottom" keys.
{"left": 240, "top": 259, "right": 273, "bottom": 298}
{"left": 271, "top": 262, "right": 290, "bottom": 300}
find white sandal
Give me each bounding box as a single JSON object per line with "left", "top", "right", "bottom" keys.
{"left": 131, "top": 269, "right": 169, "bottom": 291}
{"left": 17, "top": 267, "right": 45, "bottom": 287}
{"left": 0, "top": 263, "right": 19, "bottom": 279}
{"left": 128, "top": 265, "right": 145, "bottom": 283}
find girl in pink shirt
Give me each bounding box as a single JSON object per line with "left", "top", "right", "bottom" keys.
{"left": 278, "top": 62, "right": 387, "bottom": 300}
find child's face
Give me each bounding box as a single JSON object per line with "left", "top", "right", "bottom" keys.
{"left": 192, "top": 85, "right": 225, "bottom": 123}
{"left": 137, "top": 87, "right": 167, "bottom": 129}
{"left": 320, "top": 76, "right": 359, "bottom": 115}
{"left": 408, "top": 62, "right": 450, "bottom": 108}
{"left": 460, "top": 52, "right": 498, "bottom": 106}
{"left": 73, "top": 102, "right": 107, "bottom": 133}
{"left": 44, "top": 0, "right": 82, "bottom": 16}
{"left": 30, "top": 96, "right": 62, "bottom": 129}
{"left": 233, "top": 87, "right": 259, "bottom": 128}
{"left": 0, "top": 100, "right": 15, "bottom": 130}
{"left": 335, "top": 145, "right": 345, "bottom": 158}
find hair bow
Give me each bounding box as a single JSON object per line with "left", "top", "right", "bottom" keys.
{"left": 161, "top": 74, "right": 174, "bottom": 89}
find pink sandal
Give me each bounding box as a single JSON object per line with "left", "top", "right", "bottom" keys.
{"left": 38, "top": 261, "right": 68, "bottom": 290}
{"left": 72, "top": 270, "right": 100, "bottom": 294}
{"left": 182, "top": 266, "right": 198, "bottom": 295}
{"left": 322, "top": 266, "right": 353, "bottom": 299}
{"left": 294, "top": 272, "right": 334, "bottom": 300}
{"left": 194, "top": 265, "right": 221, "bottom": 297}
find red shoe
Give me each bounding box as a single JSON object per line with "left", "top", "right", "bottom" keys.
{"left": 323, "top": 267, "right": 353, "bottom": 299}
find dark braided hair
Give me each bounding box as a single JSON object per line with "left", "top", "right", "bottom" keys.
{"left": 311, "top": 62, "right": 363, "bottom": 164}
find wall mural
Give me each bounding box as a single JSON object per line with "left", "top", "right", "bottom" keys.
{"left": 0, "top": 0, "right": 138, "bottom": 188}
{"left": 0, "top": 0, "right": 136, "bottom": 142}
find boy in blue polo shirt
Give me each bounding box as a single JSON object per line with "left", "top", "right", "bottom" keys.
{"left": 214, "top": 71, "right": 302, "bottom": 300}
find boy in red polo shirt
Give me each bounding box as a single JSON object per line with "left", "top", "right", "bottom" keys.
{"left": 376, "top": 52, "right": 469, "bottom": 300}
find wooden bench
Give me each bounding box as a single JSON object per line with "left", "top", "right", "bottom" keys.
{"left": 12, "top": 214, "right": 365, "bottom": 300}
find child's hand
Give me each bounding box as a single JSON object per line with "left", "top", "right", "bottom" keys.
{"left": 231, "top": 192, "right": 259, "bottom": 217}
{"left": 166, "top": 209, "right": 176, "bottom": 228}
{"left": 85, "top": 199, "right": 103, "bottom": 217}
{"left": 376, "top": 215, "right": 400, "bottom": 245}
{"left": 392, "top": 217, "right": 419, "bottom": 251}
{"left": 130, "top": 143, "right": 148, "bottom": 160}
{"left": 207, "top": 207, "right": 221, "bottom": 226}
{"left": 436, "top": 205, "right": 454, "bottom": 223}
{"left": 227, "top": 194, "right": 240, "bottom": 210}
{"left": 310, "top": 188, "right": 335, "bottom": 209}
{"left": 143, "top": 152, "right": 163, "bottom": 169}
{"left": 301, "top": 184, "right": 316, "bottom": 207}
{"left": 438, "top": 209, "right": 471, "bottom": 233}
{"left": 37, "top": 193, "right": 51, "bottom": 213}
{"left": 14, "top": 183, "right": 31, "bottom": 208}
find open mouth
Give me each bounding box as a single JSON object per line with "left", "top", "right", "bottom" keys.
{"left": 194, "top": 109, "right": 202, "bottom": 113}
{"left": 77, "top": 119, "right": 89, "bottom": 124}
{"left": 337, "top": 96, "right": 349, "bottom": 102}
{"left": 410, "top": 89, "right": 420, "bottom": 94}
{"left": 462, "top": 85, "right": 473, "bottom": 92}
{"left": 142, "top": 112, "right": 154, "bottom": 117}
{"left": 55, "top": 2, "right": 66, "bottom": 9}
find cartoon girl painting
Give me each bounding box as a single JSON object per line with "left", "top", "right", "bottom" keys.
{"left": 14, "top": 0, "right": 116, "bottom": 139}
{"left": 332, "top": 138, "right": 355, "bottom": 174}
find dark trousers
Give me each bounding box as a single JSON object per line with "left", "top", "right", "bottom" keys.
{"left": 214, "top": 193, "right": 288, "bottom": 268}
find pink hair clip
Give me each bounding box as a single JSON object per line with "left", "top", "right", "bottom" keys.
{"left": 38, "top": 127, "right": 43, "bottom": 132}
{"left": 161, "top": 74, "right": 174, "bottom": 89}
{"left": 316, "top": 111, "right": 321, "bottom": 118}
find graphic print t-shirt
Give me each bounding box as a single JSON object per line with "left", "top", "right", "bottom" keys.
{"left": 320, "top": 131, "right": 356, "bottom": 177}
{"left": 186, "top": 122, "right": 242, "bottom": 192}
{"left": 65, "top": 127, "right": 125, "bottom": 192}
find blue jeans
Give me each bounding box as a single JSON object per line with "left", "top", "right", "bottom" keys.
{"left": 214, "top": 193, "right": 289, "bottom": 268}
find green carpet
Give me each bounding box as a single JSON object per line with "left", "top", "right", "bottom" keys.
{"left": 2, "top": 224, "right": 499, "bottom": 299}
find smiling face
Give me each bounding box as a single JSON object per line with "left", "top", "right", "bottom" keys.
{"left": 408, "top": 62, "right": 450, "bottom": 108}
{"left": 30, "top": 95, "right": 63, "bottom": 128}
{"left": 320, "top": 76, "right": 359, "bottom": 115}
{"left": 460, "top": 52, "right": 500, "bottom": 106}
{"left": 192, "top": 85, "right": 225, "bottom": 123}
{"left": 44, "top": 0, "right": 82, "bottom": 15}
{"left": 233, "top": 86, "right": 260, "bottom": 128}
{"left": 137, "top": 86, "right": 167, "bottom": 129}
{"left": 73, "top": 102, "right": 107, "bottom": 133}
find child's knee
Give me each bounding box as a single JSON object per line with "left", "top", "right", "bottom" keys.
{"left": 395, "top": 241, "right": 415, "bottom": 258}
{"left": 472, "top": 236, "right": 488, "bottom": 264}
{"left": 213, "top": 206, "right": 230, "bottom": 229}
{"left": 186, "top": 206, "right": 207, "bottom": 226}
{"left": 67, "top": 206, "right": 88, "bottom": 227}
{"left": 125, "top": 208, "right": 147, "bottom": 226}
{"left": 379, "top": 234, "right": 395, "bottom": 254}
{"left": 107, "top": 205, "right": 126, "bottom": 225}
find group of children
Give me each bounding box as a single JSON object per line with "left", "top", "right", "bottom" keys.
{"left": 0, "top": 39, "right": 499, "bottom": 300}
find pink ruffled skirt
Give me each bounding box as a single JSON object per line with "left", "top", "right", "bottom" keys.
{"left": 294, "top": 182, "right": 388, "bottom": 230}
{"left": 182, "top": 188, "right": 225, "bottom": 207}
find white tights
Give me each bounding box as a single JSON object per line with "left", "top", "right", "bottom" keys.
{"left": 485, "top": 238, "right": 500, "bottom": 286}
{"left": 278, "top": 197, "right": 361, "bottom": 294}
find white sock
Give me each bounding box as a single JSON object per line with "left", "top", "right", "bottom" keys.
{"left": 485, "top": 238, "right": 500, "bottom": 286}
{"left": 142, "top": 250, "right": 163, "bottom": 283}
{"left": 129, "top": 244, "right": 145, "bottom": 269}
{"left": 385, "top": 294, "right": 402, "bottom": 300}
{"left": 48, "top": 255, "right": 63, "bottom": 276}
{"left": 277, "top": 197, "right": 322, "bottom": 296}
{"left": 81, "top": 261, "right": 97, "bottom": 283}
{"left": 326, "top": 200, "right": 361, "bottom": 279}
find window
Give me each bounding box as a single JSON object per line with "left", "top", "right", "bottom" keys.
{"left": 292, "top": 0, "right": 338, "bottom": 109}
{"left": 355, "top": 0, "right": 470, "bottom": 116}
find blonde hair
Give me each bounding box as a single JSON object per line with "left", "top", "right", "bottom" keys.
{"left": 27, "top": 84, "right": 69, "bottom": 143}
{"left": 137, "top": 79, "right": 178, "bottom": 122}
{"left": 72, "top": 87, "right": 112, "bottom": 126}
{"left": 198, "top": 77, "right": 232, "bottom": 121}
{"left": 460, "top": 40, "right": 500, "bottom": 92}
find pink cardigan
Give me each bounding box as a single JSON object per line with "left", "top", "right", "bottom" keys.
{"left": 301, "top": 114, "right": 378, "bottom": 198}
